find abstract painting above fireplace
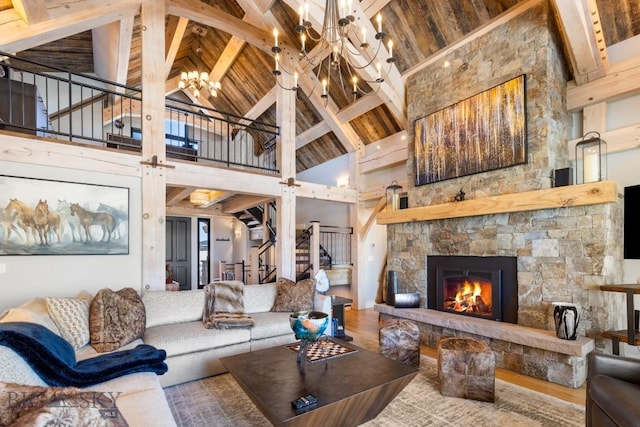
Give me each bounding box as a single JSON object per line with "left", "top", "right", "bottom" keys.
{"left": 427, "top": 256, "right": 518, "bottom": 324}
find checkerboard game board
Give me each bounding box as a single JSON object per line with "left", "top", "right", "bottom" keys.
{"left": 287, "top": 340, "right": 358, "bottom": 363}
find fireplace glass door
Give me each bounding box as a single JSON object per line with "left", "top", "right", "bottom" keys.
{"left": 436, "top": 268, "right": 502, "bottom": 321}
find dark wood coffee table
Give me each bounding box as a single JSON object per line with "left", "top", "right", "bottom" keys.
{"left": 219, "top": 339, "right": 418, "bottom": 427}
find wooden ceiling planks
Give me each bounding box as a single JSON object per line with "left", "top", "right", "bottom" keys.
{"left": 348, "top": 104, "right": 403, "bottom": 145}
{"left": 595, "top": 0, "right": 640, "bottom": 46}
{"left": 296, "top": 133, "right": 347, "bottom": 172}
{"left": 14, "top": 31, "right": 94, "bottom": 72}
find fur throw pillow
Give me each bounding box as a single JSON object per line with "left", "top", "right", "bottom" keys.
{"left": 271, "top": 278, "right": 316, "bottom": 312}
{"left": 0, "top": 382, "right": 128, "bottom": 426}
{"left": 89, "top": 288, "right": 146, "bottom": 353}
{"left": 202, "top": 282, "right": 254, "bottom": 329}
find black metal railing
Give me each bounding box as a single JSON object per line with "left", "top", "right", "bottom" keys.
{"left": 258, "top": 238, "right": 277, "bottom": 284}
{"left": 294, "top": 224, "right": 352, "bottom": 281}
{"left": 0, "top": 52, "right": 279, "bottom": 174}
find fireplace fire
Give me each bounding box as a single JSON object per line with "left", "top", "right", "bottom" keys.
{"left": 443, "top": 276, "right": 493, "bottom": 317}
{"left": 427, "top": 256, "right": 518, "bottom": 324}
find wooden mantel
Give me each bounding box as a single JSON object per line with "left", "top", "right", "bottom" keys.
{"left": 376, "top": 180, "right": 618, "bottom": 225}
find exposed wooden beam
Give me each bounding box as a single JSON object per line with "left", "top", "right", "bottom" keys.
{"left": 566, "top": 57, "right": 640, "bottom": 110}
{"left": 336, "top": 94, "right": 384, "bottom": 123}
{"left": 360, "top": 179, "right": 408, "bottom": 201}
{"left": 403, "top": 0, "right": 544, "bottom": 82}
{"left": 550, "top": 0, "right": 607, "bottom": 84}
{"left": 166, "top": 0, "right": 275, "bottom": 55}
{"left": 165, "top": 15, "right": 188, "bottom": 79}
{"left": 296, "top": 181, "right": 359, "bottom": 204}
{"left": 568, "top": 123, "right": 640, "bottom": 155}
{"left": 296, "top": 121, "right": 331, "bottom": 149}
{"left": 360, "top": 196, "right": 386, "bottom": 239}
{"left": 166, "top": 186, "right": 194, "bottom": 206}
{"left": 359, "top": 131, "right": 408, "bottom": 174}
{"left": 11, "top": 0, "right": 48, "bottom": 25}
{"left": 243, "top": 86, "right": 275, "bottom": 120}
{"left": 0, "top": 0, "right": 140, "bottom": 53}
{"left": 221, "top": 195, "right": 274, "bottom": 214}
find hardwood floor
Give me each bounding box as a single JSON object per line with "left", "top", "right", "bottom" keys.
{"left": 344, "top": 307, "right": 586, "bottom": 406}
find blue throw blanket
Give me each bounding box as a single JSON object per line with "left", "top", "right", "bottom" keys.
{"left": 0, "top": 322, "right": 167, "bottom": 387}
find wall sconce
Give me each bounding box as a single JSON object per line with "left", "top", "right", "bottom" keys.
{"left": 575, "top": 131, "right": 607, "bottom": 184}
{"left": 386, "top": 181, "right": 403, "bottom": 211}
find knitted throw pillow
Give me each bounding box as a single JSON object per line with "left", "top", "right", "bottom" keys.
{"left": 45, "top": 297, "right": 91, "bottom": 350}
{"left": 89, "top": 288, "right": 146, "bottom": 353}
{"left": 271, "top": 277, "right": 316, "bottom": 312}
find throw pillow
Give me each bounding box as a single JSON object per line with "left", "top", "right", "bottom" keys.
{"left": 45, "top": 297, "right": 91, "bottom": 350}
{"left": 271, "top": 277, "right": 316, "bottom": 312}
{"left": 89, "top": 288, "right": 146, "bottom": 353}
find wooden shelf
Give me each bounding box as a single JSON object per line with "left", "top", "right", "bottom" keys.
{"left": 602, "top": 330, "right": 640, "bottom": 346}
{"left": 600, "top": 284, "right": 640, "bottom": 354}
{"left": 376, "top": 180, "right": 618, "bottom": 225}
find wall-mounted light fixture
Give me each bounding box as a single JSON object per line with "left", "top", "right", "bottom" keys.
{"left": 575, "top": 131, "right": 607, "bottom": 184}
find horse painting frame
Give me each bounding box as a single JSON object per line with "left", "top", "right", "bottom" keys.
{"left": 414, "top": 74, "right": 527, "bottom": 185}
{"left": 0, "top": 175, "right": 129, "bottom": 255}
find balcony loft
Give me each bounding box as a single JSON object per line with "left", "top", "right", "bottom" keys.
{"left": 0, "top": 53, "right": 279, "bottom": 175}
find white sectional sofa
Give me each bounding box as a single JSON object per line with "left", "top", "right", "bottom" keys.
{"left": 0, "top": 282, "right": 332, "bottom": 426}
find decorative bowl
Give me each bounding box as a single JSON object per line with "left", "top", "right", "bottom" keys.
{"left": 289, "top": 311, "right": 329, "bottom": 341}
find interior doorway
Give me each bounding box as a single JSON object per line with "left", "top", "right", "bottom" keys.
{"left": 166, "top": 216, "right": 191, "bottom": 291}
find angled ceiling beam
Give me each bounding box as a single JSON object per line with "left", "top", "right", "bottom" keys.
{"left": 166, "top": 0, "right": 275, "bottom": 55}
{"left": 92, "top": 17, "right": 134, "bottom": 86}
{"left": 550, "top": 0, "right": 607, "bottom": 84}
{"left": 403, "top": 0, "right": 544, "bottom": 82}
{"left": 297, "top": 121, "right": 331, "bottom": 149}
{"left": 165, "top": 16, "right": 189, "bottom": 79}
{"left": 222, "top": 195, "right": 274, "bottom": 214}
{"left": 11, "top": 0, "right": 48, "bottom": 25}
{"left": 336, "top": 93, "right": 384, "bottom": 122}
{"left": 0, "top": 0, "right": 141, "bottom": 53}
{"left": 166, "top": 186, "right": 195, "bottom": 206}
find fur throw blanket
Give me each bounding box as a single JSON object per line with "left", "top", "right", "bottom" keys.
{"left": 202, "top": 281, "right": 254, "bottom": 329}
{"left": 0, "top": 382, "right": 128, "bottom": 426}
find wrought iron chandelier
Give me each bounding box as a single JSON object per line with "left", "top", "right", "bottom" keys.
{"left": 272, "top": 0, "right": 395, "bottom": 105}
{"left": 179, "top": 26, "right": 221, "bottom": 99}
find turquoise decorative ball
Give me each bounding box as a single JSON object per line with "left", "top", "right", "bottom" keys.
{"left": 289, "top": 311, "right": 329, "bottom": 341}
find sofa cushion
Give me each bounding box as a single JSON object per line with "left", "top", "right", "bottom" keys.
{"left": 143, "top": 321, "right": 250, "bottom": 358}
{"left": 244, "top": 283, "right": 277, "bottom": 314}
{"left": 249, "top": 312, "right": 295, "bottom": 340}
{"left": 45, "top": 297, "right": 91, "bottom": 350}
{"left": 90, "top": 288, "right": 146, "bottom": 353}
{"left": 0, "top": 298, "right": 61, "bottom": 336}
{"left": 271, "top": 278, "right": 316, "bottom": 312}
{"left": 142, "top": 290, "right": 204, "bottom": 328}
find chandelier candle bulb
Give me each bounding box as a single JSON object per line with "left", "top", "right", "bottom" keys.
{"left": 294, "top": 72, "right": 298, "bottom": 88}
{"left": 274, "top": 54, "right": 279, "bottom": 72}
{"left": 377, "top": 62, "right": 382, "bottom": 80}
{"left": 273, "top": 28, "right": 278, "bottom": 47}
{"left": 377, "top": 13, "right": 382, "bottom": 33}
{"left": 362, "top": 27, "right": 367, "bottom": 45}
{"left": 301, "top": 33, "right": 306, "bottom": 50}
{"left": 298, "top": 6, "right": 303, "bottom": 25}
{"left": 352, "top": 76, "right": 357, "bottom": 93}
{"left": 322, "top": 79, "right": 327, "bottom": 95}
{"left": 388, "top": 40, "right": 393, "bottom": 58}
{"left": 304, "top": 2, "right": 309, "bottom": 22}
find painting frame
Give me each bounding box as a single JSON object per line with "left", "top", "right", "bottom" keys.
{"left": 0, "top": 175, "right": 129, "bottom": 255}
{"left": 414, "top": 74, "right": 527, "bottom": 186}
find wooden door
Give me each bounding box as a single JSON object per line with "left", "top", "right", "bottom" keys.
{"left": 166, "top": 216, "right": 191, "bottom": 291}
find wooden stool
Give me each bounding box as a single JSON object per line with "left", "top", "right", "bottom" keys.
{"left": 437, "top": 337, "right": 495, "bottom": 402}
{"left": 379, "top": 319, "right": 420, "bottom": 367}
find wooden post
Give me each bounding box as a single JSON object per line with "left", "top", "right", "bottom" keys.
{"left": 275, "top": 50, "right": 297, "bottom": 280}
{"left": 140, "top": 0, "right": 166, "bottom": 291}
{"left": 310, "top": 221, "right": 320, "bottom": 277}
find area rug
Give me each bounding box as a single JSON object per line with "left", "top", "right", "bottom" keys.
{"left": 164, "top": 354, "right": 585, "bottom": 427}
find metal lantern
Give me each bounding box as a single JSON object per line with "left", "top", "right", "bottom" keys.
{"left": 575, "top": 132, "right": 607, "bottom": 184}
{"left": 386, "top": 181, "right": 403, "bottom": 211}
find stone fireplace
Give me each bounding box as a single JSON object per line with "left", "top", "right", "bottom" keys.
{"left": 427, "top": 255, "right": 518, "bottom": 324}
{"left": 376, "top": 2, "right": 627, "bottom": 387}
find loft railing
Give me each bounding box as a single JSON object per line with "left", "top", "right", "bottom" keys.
{"left": 0, "top": 52, "right": 279, "bottom": 174}
{"left": 295, "top": 224, "right": 352, "bottom": 281}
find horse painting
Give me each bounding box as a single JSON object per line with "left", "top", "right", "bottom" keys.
{"left": 5, "top": 198, "right": 37, "bottom": 243}
{"left": 0, "top": 208, "right": 21, "bottom": 242}
{"left": 70, "top": 203, "right": 117, "bottom": 243}
{"left": 56, "top": 199, "right": 82, "bottom": 242}
{"left": 97, "top": 203, "right": 127, "bottom": 240}
{"left": 34, "top": 200, "right": 62, "bottom": 246}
